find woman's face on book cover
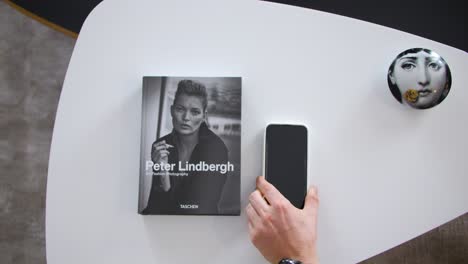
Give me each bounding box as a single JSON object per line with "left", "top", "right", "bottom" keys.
{"left": 389, "top": 50, "right": 448, "bottom": 109}
{"left": 171, "top": 94, "right": 206, "bottom": 135}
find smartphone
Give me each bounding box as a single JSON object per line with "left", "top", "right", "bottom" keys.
{"left": 264, "top": 124, "right": 308, "bottom": 209}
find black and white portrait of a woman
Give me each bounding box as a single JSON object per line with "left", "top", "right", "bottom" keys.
{"left": 139, "top": 77, "right": 241, "bottom": 215}
{"left": 388, "top": 48, "right": 452, "bottom": 109}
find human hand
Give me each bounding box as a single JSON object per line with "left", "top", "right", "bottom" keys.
{"left": 246, "top": 176, "right": 319, "bottom": 264}
{"left": 151, "top": 140, "right": 173, "bottom": 164}
{"left": 151, "top": 140, "right": 174, "bottom": 192}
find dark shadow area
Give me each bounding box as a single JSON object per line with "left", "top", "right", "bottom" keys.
{"left": 265, "top": 0, "right": 467, "bottom": 52}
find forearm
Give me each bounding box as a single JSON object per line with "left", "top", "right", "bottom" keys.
{"left": 153, "top": 171, "right": 171, "bottom": 192}
{"left": 160, "top": 173, "right": 171, "bottom": 191}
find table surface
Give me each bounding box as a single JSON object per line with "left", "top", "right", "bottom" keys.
{"left": 46, "top": 0, "right": 468, "bottom": 263}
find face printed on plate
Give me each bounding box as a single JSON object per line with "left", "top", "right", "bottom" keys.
{"left": 389, "top": 49, "right": 451, "bottom": 109}
{"left": 171, "top": 94, "right": 206, "bottom": 135}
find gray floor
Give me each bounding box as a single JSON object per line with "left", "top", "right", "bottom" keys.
{"left": 0, "top": 1, "right": 466, "bottom": 263}
{"left": 0, "top": 1, "right": 74, "bottom": 263}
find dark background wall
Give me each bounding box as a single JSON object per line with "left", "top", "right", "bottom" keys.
{"left": 8, "top": 0, "right": 467, "bottom": 52}
{"left": 265, "top": 0, "right": 467, "bottom": 52}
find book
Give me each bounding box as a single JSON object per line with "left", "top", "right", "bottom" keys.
{"left": 138, "top": 76, "right": 241, "bottom": 215}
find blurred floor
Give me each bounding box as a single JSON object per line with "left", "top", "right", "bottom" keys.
{"left": 0, "top": 1, "right": 466, "bottom": 263}
{"left": 0, "top": 1, "right": 74, "bottom": 263}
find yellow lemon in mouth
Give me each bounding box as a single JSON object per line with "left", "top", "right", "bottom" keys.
{"left": 404, "top": 89, "right": 419, "bottom": 103}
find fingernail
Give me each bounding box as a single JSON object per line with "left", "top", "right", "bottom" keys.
{"left": 309, "top": 185, "right": 318, "bottom": 196}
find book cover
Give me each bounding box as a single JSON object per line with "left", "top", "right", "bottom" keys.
{"left": 138, "top": 77, "right": 241, "bottom": 215}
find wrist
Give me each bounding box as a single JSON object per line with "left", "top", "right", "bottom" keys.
{"left": 278, "top": 259, "right": 301, "bottom": 264}
{"left": 290, "top": 251, "right": 319, "bottom": 264}
{"left": 303, "top": 254, "right": 319, "bottom": 264}
{"left": 277, "top": 256, "right": 318, "bottom": 264}
{"left": 301, "top": 257, "right": 319, "bottom": 264}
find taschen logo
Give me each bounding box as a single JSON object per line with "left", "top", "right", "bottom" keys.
{"left": 180, "top": 204, "right": 199, "bottom": 209}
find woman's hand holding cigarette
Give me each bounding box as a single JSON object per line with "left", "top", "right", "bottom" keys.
{"left": 151, "top": 140, "right": 174, "bottom": 192}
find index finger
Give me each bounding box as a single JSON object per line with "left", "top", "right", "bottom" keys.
{"left": 153, "top": 140, "right": 166, "bottom": 147}
{"left": 256, "top": 176, "right": 284, "bottom": 205}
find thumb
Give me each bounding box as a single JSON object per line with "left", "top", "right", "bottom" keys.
{"left": 303, "top": 185, "right": 319, "bottom": 214}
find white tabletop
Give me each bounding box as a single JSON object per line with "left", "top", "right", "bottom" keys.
{"left": 46, "top": 0, "right": 468, "bottom": 263}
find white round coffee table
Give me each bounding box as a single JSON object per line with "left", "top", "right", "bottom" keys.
{"left": 46, "top": 0, "right": 468, "bottom": 263}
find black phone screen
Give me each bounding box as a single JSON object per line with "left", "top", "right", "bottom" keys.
{"left": 265, "top": 124, "right": 307, "bottom": 209}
